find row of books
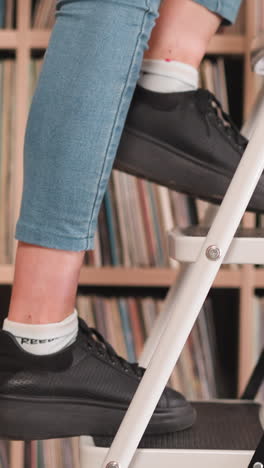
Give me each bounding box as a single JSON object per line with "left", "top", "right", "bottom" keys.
{"left": 0, "top": 0, "right": 14, "bottom": 28}
{"left": 84, "top": 175, "right": 197, "bottom": 268}
{"left": 0, "top": 0, "right": 56, "bottom": 29}
{"left": 25, "top": 438, "right": 80, "bottom": 468}
{"left": 32, "top": 0, "right": 56, "bottom": 29}
{"left": 0, "top": 438, "right": 80, "bottom": 468}
{"left": 0, "top": 56, "right": 232, "bottom": 265}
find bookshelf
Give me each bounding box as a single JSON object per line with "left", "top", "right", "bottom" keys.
{"left": 0, "top": 264, "right": 245, "bottom": 287}
{"left": 0, "top": 0, "right": 261, "bottom": 381}
{"left": 0, "top": 0, "right": 263, "bottom": 466}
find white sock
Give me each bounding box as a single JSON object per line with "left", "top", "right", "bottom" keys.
{"left": 3, "top": 309, "right": 78, "bottom": 355}
{"left": 138, "top": 59, "right": 199, "bottom": 93}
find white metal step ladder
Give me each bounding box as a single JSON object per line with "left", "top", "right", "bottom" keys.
{"left": 80, "top": 44, "right": 264, "bottom": 468}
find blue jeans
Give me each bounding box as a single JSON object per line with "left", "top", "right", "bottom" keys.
{"left": 15, "top": 0, "right": 242, "bottom": 251}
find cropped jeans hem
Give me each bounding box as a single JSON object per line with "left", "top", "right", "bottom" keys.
{"left": 15, "top": 222, "right": 94, "bottom": 251}
{"left": 193, "top": 0, "right": 241, "bottom": 24}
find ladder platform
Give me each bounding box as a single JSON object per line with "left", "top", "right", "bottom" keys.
{"left": 80, "top": 401, "right": 263, "bottom": 468}
{"left": 93, "top": 401, "right": 263, "bottom": 451}
{"left": 168, "top": 227, "right": 264, "bottom": 264}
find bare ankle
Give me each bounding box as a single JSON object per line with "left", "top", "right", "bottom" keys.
{"left": 145, "top": 0, "right": 221, "bottom": 68}
{"left": 8, "top": 241, "right": 84, "bottom": 324}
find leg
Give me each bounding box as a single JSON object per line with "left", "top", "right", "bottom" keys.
{"left": 8, "top": 0, "right": 245, "bottom": 327}
{"left": 144, "top": 0, "right": 222, "bottom": 67}
{"left": 114, "top": 0, "right": 264, "bottom": 213}
{"left": 11, "top": 0, "right": 160, "bottom": 325}
{"left": 8, "top": 242, "right": 84, "bottom": 324}
{"left": 0, "top": 0, "right": 195, "bottom": 440}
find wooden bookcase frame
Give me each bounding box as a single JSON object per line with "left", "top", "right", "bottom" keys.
{"left": 0, "top": 0, "right": 263, "bottom": 465}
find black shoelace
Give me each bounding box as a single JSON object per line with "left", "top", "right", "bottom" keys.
{"left": 196, "top": 89, "right": 248, "bottom": 150}
{"left": 79, "top": 318, "right": 144, "bottom": 378}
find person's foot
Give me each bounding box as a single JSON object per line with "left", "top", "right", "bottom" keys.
{"left": 114, "top": 86, "right": 264, "bottom": 213}
{"left": 0, "top": 318, "right": 195, "bottom": 440}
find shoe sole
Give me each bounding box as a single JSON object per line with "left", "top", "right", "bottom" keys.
{"left": 0, "top": 394, "right": 196, "bottom": 440}
{"left": 114, "top": 128, "right": 264, "bottom": 213}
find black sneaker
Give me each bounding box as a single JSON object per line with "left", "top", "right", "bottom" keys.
{"left": 0, "top": 318, "right": 195, "bottom": 440}
{"left": 114, "top": 86, "right": 264, "bottom": 213}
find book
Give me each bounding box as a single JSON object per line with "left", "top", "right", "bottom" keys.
{"left": 32, "top": 0, "right": 56, "bottom": 28}
{"left": 147, "top": 182, "right": 165, "bottom": 266}
{"left": 0, "top": 0, "right": 5, "bottom": 28}
{"left": 0, "top": 440, "right": 8, "bottom": 468}
{"left": 4, "top": 0, "right": 14, "bottom": 28}
{"left": 156, "top": 185, "right": 179, "bottom": 268}
{"left": 127, "top": 174, "right": 149, "bottom": 266}
{"left": 98, "top": 198, "right": 112, "bottom": 266}
{"left": 109, "top": 296, "right": 127, "bottom": 359}
{"left": 118, "top": 297, "right": 136, "bottom": 362}
{"left": 93, "top": 296, "right": 108, "bottom": 338}
{"left": 136, "top": 178, "right": 157, "bottom": 266}
{"left": 104, "top": 181, "right": 120, "bottom": 265}
{"left": 112, "top": 170, "right": 131, "bottom": 266}
{"left": 128, "top": 297, "right": 145, "bottom": 358}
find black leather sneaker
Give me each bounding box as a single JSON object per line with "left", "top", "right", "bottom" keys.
{"left": 0, "top": 318, "right": 195, "bottom": 440}
{"left": 114, "top": 86, "right": 264, "bottom": 213}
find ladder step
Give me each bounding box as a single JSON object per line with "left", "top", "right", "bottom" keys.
{"left": 181, "top": 227, "right": 264, "bottom": 238}
{"left": 168, "top": 227, "right": 264, "bottom": 264}
{"left": 93, "top": 401, "right": 263, "bottom": 451}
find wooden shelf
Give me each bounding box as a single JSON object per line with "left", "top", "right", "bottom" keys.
{"left": 0, "top": 31, "right": 245, "bottom": 55}
{"left": 29, "top": 31, "right": 246, "bottom": 55}
{"left": 207, "top": 34, "right": 245, "bottom": 54}
{"left": 29, "top": 30, "right": 51, "bottom": 48}
{"left": 0, "top": 265, "right": 242, "bottom": 288}
{"left": 0, "top": 30, "right": 18, "bottom": 48}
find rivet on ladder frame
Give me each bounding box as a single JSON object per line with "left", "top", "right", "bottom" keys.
{"left": 106, "top": 462, "right": 120, "bottom": 468}
{"left": 206, "top": 245, "right": 221, "bottom": 261}
{"left": 253, "top": 463, "right": 264, "bottom": 468}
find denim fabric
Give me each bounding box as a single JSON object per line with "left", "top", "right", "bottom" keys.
{"left": 193, "top": 0, "right": 242, "bottom": 24}
{"left": 15, "top": 0, "right": 240, "bottom": 252}
{"left": 15, "top": 0, "right": 160, "bottom": 251}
